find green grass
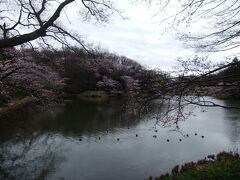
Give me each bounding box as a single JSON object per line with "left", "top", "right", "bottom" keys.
{"left": 149, "top": 152, "right": 240, "bottom": 180}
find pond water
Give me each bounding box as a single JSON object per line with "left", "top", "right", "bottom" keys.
{"left": 0, "top": 97, "right": 240, "bottom": 180}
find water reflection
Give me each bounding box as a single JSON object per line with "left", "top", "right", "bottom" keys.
{"left": 0, "top": 97, "right": 240, "bottom": 180}
{"left": 0, "top": 98, "right": 157, "bottom": 180}
{"left": 0, "top": 131, "right": 66, "bottom": 180}
{"left": 30, "top": 98, "right": 157, "bottom": 137}
{"left": 223, "top": 99, "right": 240, "bottom": 144}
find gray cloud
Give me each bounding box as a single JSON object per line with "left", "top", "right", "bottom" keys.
{"left": 63, "top": 0, "right": 238, "bottom": 70}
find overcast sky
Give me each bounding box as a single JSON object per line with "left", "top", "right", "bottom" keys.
{"left": 64, "top": 0, "right": 239, "bottom": 70}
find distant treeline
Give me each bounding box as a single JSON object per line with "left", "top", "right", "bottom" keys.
{"left": 207, "top": 58, "right": 240, "bottom": 98}
{"left": 174, "top": 57, "right": 240, "bottom": 99}
{"left": 0, "top": 47, "right": 167, "bottom": 105}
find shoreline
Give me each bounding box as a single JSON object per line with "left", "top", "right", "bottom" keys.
{"left": 1, "top": 92, "right": 239, "bottom": 118}
{"left": 0, "top": 96, "right": 35, "bottom": 118}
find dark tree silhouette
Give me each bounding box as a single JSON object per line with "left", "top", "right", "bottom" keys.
{"left": 151, "top": 0, "right": 240, "bottom": 52}
{"left": 0, "top": 0, "right": 116, "bottom": 49}
{"left": 147, "top": 56, "right": 240, "bottom": 128}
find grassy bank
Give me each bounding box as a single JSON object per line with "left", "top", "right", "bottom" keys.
{"left": 149, "top": 152, "right": 240, "bottom": 180}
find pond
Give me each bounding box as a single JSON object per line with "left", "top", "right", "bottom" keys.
{"left": 0, "top": 97, "right": 240, "bottom": 180}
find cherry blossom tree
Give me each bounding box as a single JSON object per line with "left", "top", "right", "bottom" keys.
{"left": 62, "top": 48, "right": 163, "bottom": 94}
{"left": 0, "top": 48, "right": 64, "bottom": 104}
{"left": 97, "top": 76, "right": 121, "bottom": 92}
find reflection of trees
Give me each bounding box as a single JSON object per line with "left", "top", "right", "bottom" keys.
{"left": 1, "top": 98, "right": 160, "bottom": 141}
{"left": 32, "top": 98, "right": 159, "bottom": 137}
{"left": 0, "top": 129, "right": 65, "bottom": 180}
{"left": 223, "top": 100, "right": 240, "bottom": 144}
{"left": 0, "top": 98, "right": 160, "bottom": 179}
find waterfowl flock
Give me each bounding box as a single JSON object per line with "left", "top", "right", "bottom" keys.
{"left": 78, "top": 131, "right": 205, "bottom": 143}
